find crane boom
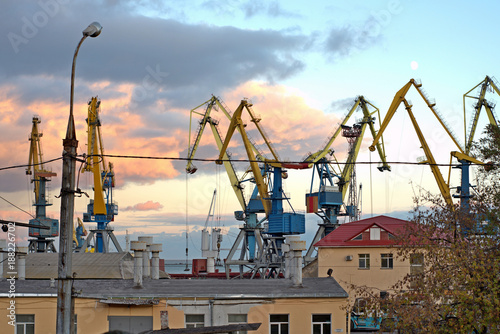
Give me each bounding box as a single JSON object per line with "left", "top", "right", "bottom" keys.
{"left": 80, "top": 97, "right": 120, "bottom": 253}
{"left": 370, "top": 79, "right": 463, "bottom": 154}
{"left": 84, "top": 97, "right": 107, "bottom": 216}
{"left": 463, "top": 75, "right": 500, "bottom": 155}
{"left": 368, "top": 79, "right": 484, "bottom": 207}
{"left": 304, "top": 96, "right": 390, "bottom": 171}
{"left": 217, "top": 100, "right": 272, "bottom": 216}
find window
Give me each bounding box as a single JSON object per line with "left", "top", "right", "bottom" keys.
{"left": 270, "top": 314, "right": 289, "bottom": 334}
{"left": 410, "top": 253, "right": 424, "bottom": 289}
{"left": 381, "top": 253, "right": 393, "bottom": 269}
{"left": 353, "top": 298, "right": 367, "bottom": 315}
{"left": 352, "top": 234, "right": 362, "bottom": 240}
{"left": 185, "top": 314, "right": 204, "bottom": 328}
{"left": 370, "top": 227, "right": 381, "bottom": 240}
{"left": 358, "top": 254, "right": 370, "bottom": 269}
{"left": 312, "top": 314, "right": 331, "bottom": 334}
{"left": 228, "top": 314, "right": 247, "bottom": 334}
{"left": 16, "top": 314, "right": 34, "bottom": 334}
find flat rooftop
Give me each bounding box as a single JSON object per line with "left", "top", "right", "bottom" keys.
{"left": 0, "top": 277, "right": 347, "bottom": 299}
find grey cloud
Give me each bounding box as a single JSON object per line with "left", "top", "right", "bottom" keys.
{"left": 241, "top": 0, "right": 299, "bottom": 19}
{"left": 1, "top": 1, "right": 310, "bottom": 109}
{"left": 324, "top": 19, "right": 383, "bottom": 60}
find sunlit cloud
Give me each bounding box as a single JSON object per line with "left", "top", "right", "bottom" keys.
{"left": 122, "top": 200, "right": 164, "bottom": 212}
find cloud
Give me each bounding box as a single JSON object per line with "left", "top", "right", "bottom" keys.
{"left": 324, "top": 19, "right": 383, "bottom": 60}
{"left": 1, "top": 1, "right": 311, "bottom": 108}
{"left": 121, "top": 200, "right": 164, "bottom": 211}
{"left": 241, "top": 0, "right": 300, "bottom": 19}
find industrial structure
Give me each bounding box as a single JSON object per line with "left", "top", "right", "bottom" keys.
{"left": 26, "top": 116, "right": 58, "bottom": 253}
{"left": 369, "top": 79, "right": 485, "bottom": 218}
{"left": 77, "top": 97, "right": 122, "bottom": 253}
{"left": 303, "top": 96, "right": 389, "bottom": 264}
{"left": 187, "top": 97, "right": 310, "bottom": 278}
{"left": 463, "top": 75, "right": 500, "bottom": 155}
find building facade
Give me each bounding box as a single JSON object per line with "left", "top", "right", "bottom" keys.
{"left": 315, "top": 216, "right": 416, "bottom": 299}
{"left": 0, "top": 277, "right": 348, "bottom": 333}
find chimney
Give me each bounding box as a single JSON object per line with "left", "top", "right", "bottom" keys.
{"left": 284, "top": 236, "right": 306, "bottom": 287}
{"left": 150, "top": 244, "right": 162, "bottom": 279}
{"left": 138, "top": 236, "right": 153, "bottom": 278}
{"left": 130, "top": 241, "right": 146, "bottom": 287}
{"left": 17, "top": 247, "right": 28, "bottom": 280}
{"left": 125, "top": 230, "right": 130, "bottom": 253}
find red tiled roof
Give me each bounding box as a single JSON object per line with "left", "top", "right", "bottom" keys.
{"left": 314, "top": 215, "right": 411, "bottom": 247}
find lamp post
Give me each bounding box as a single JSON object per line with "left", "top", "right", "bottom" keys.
{"left": 56, "top": 22, "right": 102, "bottom": 334}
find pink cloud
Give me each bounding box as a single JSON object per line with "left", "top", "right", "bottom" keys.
{"left": 122, "top": 200, "right": 164, "bottom": 212}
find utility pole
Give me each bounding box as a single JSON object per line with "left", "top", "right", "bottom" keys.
{"left": 56, "top": 22, "right": 102, "bottom": 334}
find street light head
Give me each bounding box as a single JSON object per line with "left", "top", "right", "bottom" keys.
{"left": 82, "top": 22, "right": 102, "bottom": 38}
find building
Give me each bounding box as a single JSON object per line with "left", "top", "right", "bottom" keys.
{"left": 0, "top": 277, "right": 348, "bottom": 333}
{"left": 314, "top": 215, "right": 419, "bottom": 300}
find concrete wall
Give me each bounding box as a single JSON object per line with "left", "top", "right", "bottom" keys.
{"left": 318, "top": 246, "right": 410, "bottom": 300}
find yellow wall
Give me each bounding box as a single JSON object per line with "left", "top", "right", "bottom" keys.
{"left": 247, "top": 298, "right": 347, "bottom": 334}
{"left": 0, "top": 297, "right": 164, "bottom": 334}
{"left": 318, "top": 247, "right": 410, "bottom": 300}
{"left": 0, "top": 296, "right": 346, "bottom": 334}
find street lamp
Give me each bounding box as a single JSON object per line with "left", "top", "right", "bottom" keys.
{"left": 56, "top": 22, "right": 102, "bottom": 334}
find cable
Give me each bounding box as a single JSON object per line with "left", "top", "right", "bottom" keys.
{"left": 0, "top": 195, "right": 36, "bottom": 219}
{"left": 0, "top": 154, "right": 494, "bottom": 174}
{"left": 0, "top": 156, "right": 63, "bottom": 171}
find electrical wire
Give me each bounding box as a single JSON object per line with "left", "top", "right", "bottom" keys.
{"left": 0, "top": 195, "right": 36, "bottom": 219}
{"left": 0, "top": 153, "right": 493, "bottom": 172}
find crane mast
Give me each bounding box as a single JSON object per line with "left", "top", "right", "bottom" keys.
{"left": 77, "top": 97, "right": 122, "bottom": 253}
{"left": 26, "top": 116, "right": 58, "bottom": 253}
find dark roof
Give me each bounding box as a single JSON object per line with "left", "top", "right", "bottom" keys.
{"left": 3, "top": 252, "right": 170, "bottom": 280}
{"left": 314, "top": 215, "right": 411, "bottom": 248}
{"left": 0, "top": 277, "right": 348, "bottom": 299}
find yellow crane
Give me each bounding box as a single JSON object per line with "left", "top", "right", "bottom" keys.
{"left": 304, "top": 96, "right": 389, "bottom": 264}
{"left": 370, "top": 79, "right": 483, "bottom": 208}
{"left": 215, "top": 99, "right": 308, "bottom": 278}
{"left": 78, "top": 97, "right": 121, "bottom": 253}
{"left": 463, "top": 75, "right": 500, "bottom": 155}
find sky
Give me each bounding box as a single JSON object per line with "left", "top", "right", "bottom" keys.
{"left": 1, "top": 0, "right": 499, "bottom": 260}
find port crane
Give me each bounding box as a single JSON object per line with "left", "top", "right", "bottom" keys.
{"left": 369, "top": 79, "right": 483, "bottom": 212}
{"left": 463, "top": 75, "right": 500, "bottom": 155}
{"left": 216, "top": 99, "right": 308, "bottom": 278}
{"left": 303, "top": 96, "right": 390, "bottom": 264}
{"left": 187, "top": 97, "right": 306, "bottom": 277}
{"left": 77, "top": 97, "right": 122, "bottom": 253}
{"left": 26, "top": 116, "right": 58, "bottom": 253}
{"left": 186, "top": 96, "right": 270, "bottom": 272}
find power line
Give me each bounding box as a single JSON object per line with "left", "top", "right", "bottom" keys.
{"left": 0, "top": 153, "right": 494, "bottom": 173}
{"left": 0, "top": 195, "right": 35, "bottom": 219}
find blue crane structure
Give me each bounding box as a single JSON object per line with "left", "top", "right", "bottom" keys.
{"left": 303, "top": 96, "right": 390, "bottom": 264}
{"left": 26, "top": 116, "right": 59, "bottom": 253}
{"left": 187, "top": 96, "right": 308, "bottom": 278}
{"left": 216, "top": 99, "right": 308, "bottom": 278}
